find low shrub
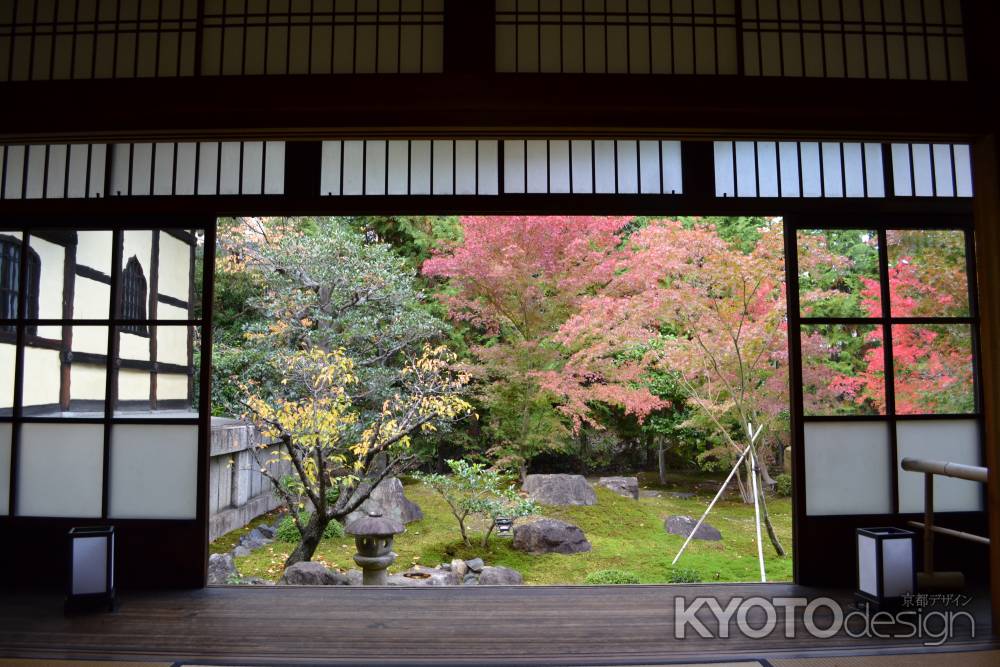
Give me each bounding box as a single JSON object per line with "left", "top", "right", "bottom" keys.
{"left": 667, "top": 567, "right": 701, "bottom": 583}
{"left": 585, "top": 569, "right": 641, "bottom": 585}
{"left": 774, "top": 473, "right": 793, "bottom": 497}
{"left": 275, "top": 513, "right": 345, "bottom": 543}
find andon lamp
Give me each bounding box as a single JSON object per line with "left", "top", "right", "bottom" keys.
{"left": 856, "top": 527, "right": 915, "bottom": 610}
{"left": 66, "top": 526, "right": 117, "bottom": 613}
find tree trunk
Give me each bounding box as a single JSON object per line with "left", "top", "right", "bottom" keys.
{"left": 518, "top": 462, "right": 528, "bottom": 485}
{"left": 756, "top": 476, "right": 786, "bottom": 557}
{"left": 284, "top": 511, "right": 330, "bottom": 568}
{"left": 481, "top": 522, "right": 496, "bottom": 548}
{"left": 736, "top": 458, "right": 753, "bottom": 504}
{"left": 657, "top": 440, "right": 667, "bottom": 486}
{"left": 758, "top": 454, "right": 777, "bottom": 488}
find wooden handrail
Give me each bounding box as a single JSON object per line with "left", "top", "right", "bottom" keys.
{"left": 899, "top": 457, "right": 989, "bottom": 583}
{"left": 900, "top": 457, "right": 988, "bottom": 483}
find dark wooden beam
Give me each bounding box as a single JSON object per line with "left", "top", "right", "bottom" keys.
{"left": 972, "top": 134, "right": 1000, "bottom": 636}
{"left": 0, "top": 75, "right": 994, "bottom": 143}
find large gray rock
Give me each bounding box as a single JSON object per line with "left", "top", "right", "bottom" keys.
{"left": 522, "top": 474, "right": 597, "bottom": 506}
{"left": 388, "top": 565, "right": 459, "bottom": 586}
{"left": 278, "top": 561, "right": 352, "bottom": 585}
{"left": 208, "top": 553, "right": 238, "bottom": 585}
{"left": 239, "top": 527, "right": 271, "bottom": 549}
{"left": 664, "top": 515, "right": 722, "bottom": 541}
{"left": 465, "top": 557, "right": 484, "bottom": 572}
{"left": 513, "top": 518, "right": 592, "bottom": 554}
{"left": 598, "top": 476, "right": 639, "bottom": 500}
{"left": 478, "top": 566, "right": 523, "bottom": 585}
{"left": 346, "top": 477, "right": 424, "bottom": 526}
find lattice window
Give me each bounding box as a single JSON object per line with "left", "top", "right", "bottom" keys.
{"left": 107, "top": 141, "right": 286, "bottom": 196}
{"left": 496, "top": 0, "right": 739, "bottom": 74}
{"left": 322, "top": 139, "right": 501, "bottom": 196}
{"left": 319, "top": 138, "right": 684, "bottom": 196}
{"left": 889, "top": 142, "right": 972, "bottom": 197}
{"left": 121, "top": 255, "right": 148, "bottom": 336}
{"left": 201, "top": 0, "right": 445, "bottom": 75}
{"left": 713, "top": 140, "right": 886, "bottom": 198}
{"left": 0, "top": 0, "right": 200, "bottom": 82}
{"left": 0, "top": 234, "right": 40, "bottom": 332}
{"left": 0, "top": 140, "right": 286, "bottom": 199}
{"left": 741, "top": 0, "right": 967, "bottom": 81}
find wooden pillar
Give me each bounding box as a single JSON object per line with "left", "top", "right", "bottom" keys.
{"left": 972, "top": 134, "right": 1000, "bottom": 635}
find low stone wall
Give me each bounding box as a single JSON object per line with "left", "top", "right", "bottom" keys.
{"left": 209, "top": 417, "right": 289, "bottom": 542}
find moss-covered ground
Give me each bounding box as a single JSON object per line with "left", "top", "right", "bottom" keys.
{"left": 210, "top": 472, "right": 793, "bottom": 585}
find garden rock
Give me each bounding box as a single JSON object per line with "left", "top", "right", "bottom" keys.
{"left": 450, "top": 558, "right": 468, "bottom": 576}
{"left": 669, "top": 492, "right": 695, "bottom": 499}
{"left": 513, "top": 518, "right": 592, "bottom": 554}
{"left": 598, "top": 476, "right": 639, "bottom": 499}
{"left": 522, "top": 474, "right": 597, "bottom": 506}
{"left": 278, "top": 561, "right": 352, "bottom": 585}
{"left": 240, "top": 528, "right": 270, "bottom": 549}
{"left": 231, "top": 545, "right": 252, "bottom": 558}
{"left": 478, "top": 566, "right": 523, "bottom": 585}
{"left": 463, "top": 574, "right": 479, "bottom": 585}
{"left": 208, "top": 553, "right": 238, "bottom": 585}
{"left": 664, "top": 515, "right": 722, "bottom": 541}
{"left": 389, "top": 565, "right": 459, "bottom": 586}
{"left": 346, "top": 477, "right": 424, "bottom": 526}
{"left": 465, "top": 557, "right": 484, "bottom": 572}
{"left": 257, "top": 524, "right": 277, "bottom": 539}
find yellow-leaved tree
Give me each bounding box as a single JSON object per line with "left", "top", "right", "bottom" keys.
{"left": 242, "top": 344, "right": 471, "bottom": 567}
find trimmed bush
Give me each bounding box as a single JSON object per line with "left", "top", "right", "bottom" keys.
{"left": 585, "top": 569, "right": 641, "bottom": 585}
{"left": 774, "top": 473, "right": 793, "bottom": 497}
{"left": 276, "top": 513, "right": 344, "bottom": 543}
{"left": 667, "top": 567, "right": 701, "bottom": 583}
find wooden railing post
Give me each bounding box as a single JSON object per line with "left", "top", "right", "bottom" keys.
{"left": 924, "top": 472, "right": 934, "bottom": 577}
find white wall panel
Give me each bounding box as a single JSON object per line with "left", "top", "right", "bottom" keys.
{"left": 109, "top": 424, "right": 198, "bottom": 519}
{"left": 805, "top": 421, "right": 893, "bottom": 516}
{"left": 17, "top": 423, "right": 104, "bottom": 518}
{"left": 897, "top": 420, "right": 983, "bottom": 513}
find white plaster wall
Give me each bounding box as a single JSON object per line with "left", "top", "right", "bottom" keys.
{"left": 118, "top": 368, "right": 151, "bottom": 401}
{"left": 157, "top": 325, "right": 190, "bottom": 366}
{"left": 29, "top": 236, "right": 64, "bottom": 339}
{"left": 0, "top": 343, "right": 14, "bottom": 410}
{"left": 118, "top": 331, "right": 150, "bottom": 361}
{"left": 71, "top": 325, "right": 108, "bottom": 355}
{"left": 159, "top": 233, "right": 193, "bottom": 303}
{"left": 158, "top": 303, "right": 188, "bottom": 321}
{"left": 72, "top": 277, "right": 110, "bottom": 320}
{"left": 158, "top": 373, "right": 190, "bottom": 401}
{"left": 70, "top": 363, "right": 106, "bottom": 401}
{"left": 21, "top": 348, "right": 60, "bottom": 407}
{"left": 76, "top": 231, "right": 113, "bottom": 275}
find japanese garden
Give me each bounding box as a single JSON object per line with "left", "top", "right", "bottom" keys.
{"left": 205, "top": 215, "right": 974, "bottom": 586}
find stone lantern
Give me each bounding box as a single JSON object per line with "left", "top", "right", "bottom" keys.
{"left": 345, "top": 510, "right": 405, "bottom": 585}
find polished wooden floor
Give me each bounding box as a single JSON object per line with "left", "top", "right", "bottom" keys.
{"left": 0, "top": 584, "right": 995, "bottom": 666}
